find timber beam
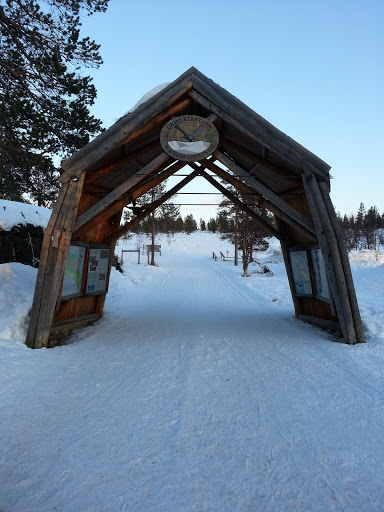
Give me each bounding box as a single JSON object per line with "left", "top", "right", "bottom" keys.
{"left": 220, "top": 136, "right": 303, "bottom": 182}
{"left": 214, "top": 150, "right": 318, "bottom": 242}
{"left": 73, "top": 160, "right": 187, "bottom": 239}
{"left": 202, "top": 157, "right": 317, "bottom": 243}
{"left": 72, "top": 152, "right": 170, "bottom": 236}
{"left": 190, "top": 163, "right": 289, "bottom": 245}
{"left": 26, "top": 172, "right": 86, "bottom": 348}
{"left": 104, "top": 168, "right": 201, "bottom": 245}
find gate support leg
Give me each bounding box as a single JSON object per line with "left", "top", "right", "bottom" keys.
{"left": 26, "top": 173, "right": 85, "bottom": 348}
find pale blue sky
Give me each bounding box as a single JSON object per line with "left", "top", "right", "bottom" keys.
{"left": 81, "top": 0, "right": 383, "bottom": 221}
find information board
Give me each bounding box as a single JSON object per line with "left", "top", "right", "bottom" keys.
{"left": 289, "top": 250, "right": 312, "bottom": 296}
{"left": 62, "top": 245, "right": 86, "bottom": 299}
{"left": 311, "top": 249, "right": 330, "bottom": 300}
{"left": 86, "top": 248, "right": 111, "bottom": 294}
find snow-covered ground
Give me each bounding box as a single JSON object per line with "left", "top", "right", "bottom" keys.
{"left": 1, "top": 232, "right": 384, "bottom": 512}
{"left": 0, "top": 199, "right": 51, "bottom": 231}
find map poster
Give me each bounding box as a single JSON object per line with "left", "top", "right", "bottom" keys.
{"left": 62, "top": 245, "right": 86, "bottom": 299}
{"left": 311, "top": 249, "right": 330, "bottom": 300}
{"left": 86, "top": 248, "right": 111, "bottom": 294}
{"left": 289, "top": 250, "right": 313, "bottom": 296}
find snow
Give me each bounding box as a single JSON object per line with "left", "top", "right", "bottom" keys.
{"left": 127, "top": 82, "right": 170, "bottom": 114}
{"left": 1, "top": 231, "right": 384, "bottom": 511}
{"left": 0, "top": 199, "right": 51, "bottom": 231}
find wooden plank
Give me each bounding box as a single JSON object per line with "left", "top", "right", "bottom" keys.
{"left": 60, "top": 78, "right": 193, "bottom": 179}
{"left": 298, "top": 314, "right": 342, "bottom": 335}
{"left": 191, "top": 163, "right": 288, "bottom": 245}
{"left": 191, "top": 71, "right": 331, "bottom": 175}
{"left": 104, "top": 169, "right": 201, "bottom": 244}
{"left": 73, "top": 153, "right": 170, "bottom": 234}
{"left": 213, "top": 151, "right": 318, "bottom": 241}
{"left": 51, "top": 314, "right": 101, "bottom": 331}
{"left": 318, "top": 182, "right": 365, "bottom": 343}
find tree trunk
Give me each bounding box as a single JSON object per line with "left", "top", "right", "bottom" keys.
{"left": 242, "top": 236, "right": 249, "bottom": 277}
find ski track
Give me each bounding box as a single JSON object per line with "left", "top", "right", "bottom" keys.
{"left": 1, "top": 240, "right": 384, "bottom": 511}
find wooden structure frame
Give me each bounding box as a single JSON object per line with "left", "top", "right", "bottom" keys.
{"left": 26, "top": 67, "right": 365, "bottom": 348}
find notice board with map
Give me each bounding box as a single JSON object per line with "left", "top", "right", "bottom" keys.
{"left": 85, "top": 247, "right": 111, "bottom": 295}
{"left": 311, "top": 248, "right": 330, "bottom": 300}
{"left": 289, "top": 250, "right": 313, "bottom": 296}
{"left": 62, "top": 245, "right": 87, "bottom": 299}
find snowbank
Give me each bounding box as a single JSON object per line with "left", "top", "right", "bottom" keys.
{"left": 0, "top": 199, "right": 51, "bottom": 231}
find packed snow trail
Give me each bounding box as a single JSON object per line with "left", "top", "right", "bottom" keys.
{"left": 1, "top": 234, "right": 384, "bottom": 511}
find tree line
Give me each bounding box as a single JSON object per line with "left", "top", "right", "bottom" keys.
{"left": 336, "top": 203, "right": 384, "bottom": 251}
{"left": 124, "top": 181, "right": 272, "bottom": 276}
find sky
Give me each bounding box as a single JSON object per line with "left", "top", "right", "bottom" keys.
{"left": 80, "top": 0, "right": 383, "bottom": 221}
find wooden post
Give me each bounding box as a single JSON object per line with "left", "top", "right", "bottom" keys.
{"left": 26, "top": 172, "right": 86, "bottom": 348}
{"left": 302, "top": 174, "right": 349, "bottom": 338}
{"left": 303, "top": 173, "right": 359, "bottom": 344}
{"left": 318, "top": 182, "right": 365, "bottom": 343}
{"left": 151, "top": 189, "right": 155, "bottom": 266}
{"left": 234, "top": 199, "right": 239, "bottom": 267}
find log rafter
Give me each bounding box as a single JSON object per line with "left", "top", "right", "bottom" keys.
{"left": 73, "top": 160, "right": 187, "bottom": 239}
{"left": 73, "top": 153, "right": 170, "bottom": 236}
{"left": 214, "top": 150, "right": 317, "bottom": 242}
{"left": 220, "top": 135, "right": 303, "bottom": 184}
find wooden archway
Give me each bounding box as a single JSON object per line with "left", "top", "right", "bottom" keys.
{"left": 26, "top": 67, "right": 365, "bottom": 348}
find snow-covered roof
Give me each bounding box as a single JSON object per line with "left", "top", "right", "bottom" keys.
{"left": 0, "top": 199, "right": 51, "bottom": 231}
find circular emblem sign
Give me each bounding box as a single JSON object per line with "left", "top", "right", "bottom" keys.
{"left": 160, "top": 115, "right": 219, "bottom": 162}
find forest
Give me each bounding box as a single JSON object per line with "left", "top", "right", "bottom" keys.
{"left": 125, "top": 195, "right": 384, "bottom": 253}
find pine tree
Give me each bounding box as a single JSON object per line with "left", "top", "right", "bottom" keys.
{"left": 207, "top": 217, "right": 217, "bottom": 233}
{"left": 217, "top": 184, "right": 271, "bottom": 276}
{"left": 0, "top": 0, "right": 109, "bottom": 204}
{"left": 184, "top": 213, "right": 197, "bottom": 234}
{"left": 175, "top": 215, "right": 184, "bottom": 232}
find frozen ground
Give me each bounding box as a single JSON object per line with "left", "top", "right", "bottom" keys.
{"left": 1, "top": 232, "right": 384, "bottom": 512}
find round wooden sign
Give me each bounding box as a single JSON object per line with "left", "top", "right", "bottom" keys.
{"left": 160, "top": 115, "right": 219, "bottom": 162}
